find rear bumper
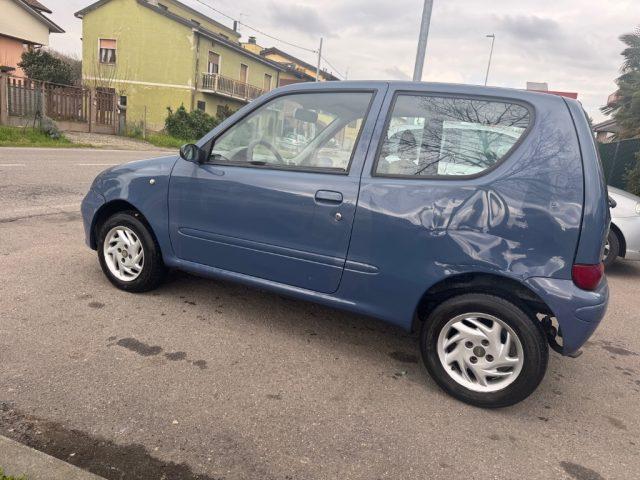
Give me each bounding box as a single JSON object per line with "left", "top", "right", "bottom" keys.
{"left": 525, "top": 277, "right": 609, "bottom": 356}
{"left": 80, "top": 189, "right": 105, "bottom": 249}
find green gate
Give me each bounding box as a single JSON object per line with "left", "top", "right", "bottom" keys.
{"left": 599, "top": 138, "right": 640, "bottom": 189}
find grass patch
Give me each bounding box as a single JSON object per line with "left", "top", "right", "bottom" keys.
{"left": 123, "top": 123, "right": 190, "bottom": 150}
{"left": 145, "top": 133, "right": 191, "bottom": 149}
{"left": 0, "top": 125, "right": 80, "bottom": 148}
{"left": 0, "top": 467, "right": 27, "bottom": 480}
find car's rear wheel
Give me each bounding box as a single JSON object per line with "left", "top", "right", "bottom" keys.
{"left": 97, "top": 211, "right": 166, "bottom": 292}
{"left": 602, "top": 230, "right": 620, "bottom": 268}
{"left": 420, "top": 294, "right": 548, "bottom": 408}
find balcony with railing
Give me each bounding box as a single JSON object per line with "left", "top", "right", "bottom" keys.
{"left": 200, "top": 73, "right": 265, "bottom": 102}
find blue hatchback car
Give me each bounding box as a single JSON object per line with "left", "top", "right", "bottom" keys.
{"left": 82, "top": 81, "right": 609, "bottom": 407}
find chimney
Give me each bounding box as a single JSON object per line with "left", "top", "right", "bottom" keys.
{"left": 248, "top": 36, "right": 257, "bottom": 44}
{"left": 233, "top": 20, "right": 238, "bottom": 31}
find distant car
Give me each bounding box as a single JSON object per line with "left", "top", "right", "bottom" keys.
{"left": 604, "top": 186, "right": 640, "bottom": 267}
{"left": 82, "top": 81, "right": 609, "bottom": 408}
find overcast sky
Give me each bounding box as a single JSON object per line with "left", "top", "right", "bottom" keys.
{"left": 46, "top": 0, "right": 638, "bottom": 122}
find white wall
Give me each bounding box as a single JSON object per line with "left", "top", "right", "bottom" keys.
{"left": 0, "top": 0, "right": 51, "bottom": 45}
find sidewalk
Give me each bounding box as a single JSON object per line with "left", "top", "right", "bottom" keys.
{"left": 65, "top": 132, "right": 174, "bottom": 151}
{"left": 0, "top": 436, "right": 105, "bottom": 480}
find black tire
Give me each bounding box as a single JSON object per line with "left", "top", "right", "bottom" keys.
{"left": 97, "top": 211, "right": 166, "bottom": 292}
{"left": 602, "top": 230, "right": 620, "bottom": 268}
{"left": 420, "top": 293, "right": 548, "bottom": 408}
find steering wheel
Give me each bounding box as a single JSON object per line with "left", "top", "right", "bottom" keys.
{"left": 247, "top": 139, "right": 284, "bottom": 164}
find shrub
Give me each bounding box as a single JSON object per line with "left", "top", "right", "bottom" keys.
{"left": 216, "top": 104, "right": 236, "bottom": 122}
{"left": 624, "top": 151, "right": 640, "bottom": 196}
{"left": 18, "top": 50, "right": 74, "bottom": 85}
{"left": 165, "top": 105, "right": 218, "bottom": 140}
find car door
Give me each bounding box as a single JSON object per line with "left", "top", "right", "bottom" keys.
{"left": 168, "top": 87, "right": 385, "bottom": 294}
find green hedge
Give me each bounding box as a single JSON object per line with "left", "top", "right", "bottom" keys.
{"left": 165, "top": 105, "right": 219, "bottom": 141}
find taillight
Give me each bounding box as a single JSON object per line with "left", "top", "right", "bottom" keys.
{"left": 572, "top": 263, "right": 604, "bottom": 291}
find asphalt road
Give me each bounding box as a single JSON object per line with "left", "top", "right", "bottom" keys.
{"left": 1, "top": 147, "right": 639, "bottom": 480}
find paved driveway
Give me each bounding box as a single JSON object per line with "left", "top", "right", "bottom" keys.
{"left": 1, "top": 148, "right": 639, "bottom": 480}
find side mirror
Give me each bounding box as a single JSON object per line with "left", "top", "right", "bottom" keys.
{"left": 179, "top": 143, "right": 205, "bottom": 163}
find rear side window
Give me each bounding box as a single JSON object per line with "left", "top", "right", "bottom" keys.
{"left": 374, "top": 94, "right": 531, "bottom": 177}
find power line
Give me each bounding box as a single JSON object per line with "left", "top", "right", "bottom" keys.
{"left": 190, "top": 0, "right": 347, "bottom": 81}
{"left": 190, "top": 0, "right": 317, "bottom": 54}
{"left": 320, "top": 55, "right": 346, "bottom": 79}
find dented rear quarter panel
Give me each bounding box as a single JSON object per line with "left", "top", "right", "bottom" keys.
{"left": 339, "top": 84, "right": 585, "bottom": 329}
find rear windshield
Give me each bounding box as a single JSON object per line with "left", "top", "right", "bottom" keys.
{"left": 375, "top": 94, "right": 531, "bottom": 177}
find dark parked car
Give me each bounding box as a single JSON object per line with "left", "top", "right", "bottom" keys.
{"left": 82, "top": 81, "right": 609, "bottom": 407}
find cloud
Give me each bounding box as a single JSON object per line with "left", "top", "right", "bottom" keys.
{"left": 267, "top": 2, "right": 331, "bottom": 37}
{"left": 496, "top": 15, "right": 562, "bottom": 42}
{"left": 383, "top": 66, "right": 411, "bottom": 81}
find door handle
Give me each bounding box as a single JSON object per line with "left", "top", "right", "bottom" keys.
{"left": 315, "top": 190, "right": 343, "bottom": 204}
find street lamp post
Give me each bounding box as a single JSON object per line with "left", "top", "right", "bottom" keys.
{"left": 484, "top": 34, "right": 495, "bottom": 86}
{"left": 413, "top": 0, "right": 434, "bottom": 82}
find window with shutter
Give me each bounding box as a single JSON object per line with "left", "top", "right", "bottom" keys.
{"left": 99, "top": 39, "right": 116, "bottom": 64}
{"left": 207, "top": 52, "right": 220, "bottom": 74}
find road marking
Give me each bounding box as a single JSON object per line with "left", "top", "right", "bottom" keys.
{"left": 0, "top": 163, "right": 26, "bottom": 167}
{"left": 75, "top": 163, "right": 119, "bottom": 166}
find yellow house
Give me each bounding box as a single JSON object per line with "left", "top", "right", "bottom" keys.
{"left": 241, "top": 36, "right": 339, "bottom": 86}
{"left": 75, "top": 0, "right": 286, "bottom": 131}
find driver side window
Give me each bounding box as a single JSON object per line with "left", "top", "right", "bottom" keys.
{"left": 210, "top": 92, "right": 372, "bottom": 172}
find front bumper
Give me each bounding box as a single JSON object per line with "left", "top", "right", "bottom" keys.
{"left": 525, "top": 277, "right": 609, "bottom": 356}
{"left": 80, "top": 189, "right": 105, "bottom": 249}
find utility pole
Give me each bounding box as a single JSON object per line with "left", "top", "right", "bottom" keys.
{"left": 484, "top": 34, "right": 495, "bottom": 86}
{"left": 316, "top": 37, "right": 323, "bottom": 82}
{"left": 413, "top": 0, "right": 434, "bottom": 81}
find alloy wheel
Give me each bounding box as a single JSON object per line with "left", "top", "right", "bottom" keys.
{"left": 103, "top": 226, "right": 144, "bottom": 282}
{"left": 437, "top": 312, "right": 524, "bottom": 393}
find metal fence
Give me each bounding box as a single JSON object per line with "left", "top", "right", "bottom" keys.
{"left": 1, "top": 74, "right": 117, "bottom": 134}
{"left": 201, "top": 73, "right": 264, "bottom": 102}
{"left": 7, "top": 76, "right": 40, "bottom": 117}
{"left": 44, "top": 83, "right": 90, "bottom": 123}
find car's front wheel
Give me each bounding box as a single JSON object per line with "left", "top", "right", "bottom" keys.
{"left": 97, "top": 211, "right": 166, "bottom": 292}
{"left": 420, "top": 294, "right": 548, "bottom": 408}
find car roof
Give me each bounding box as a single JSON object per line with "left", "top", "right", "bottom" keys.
{"left": 272, "top": 80, "right": 574, "bottom": 109}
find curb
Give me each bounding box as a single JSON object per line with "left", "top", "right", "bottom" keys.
{"left": 0, "top": 435, "right": 106, "bottom": 480}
